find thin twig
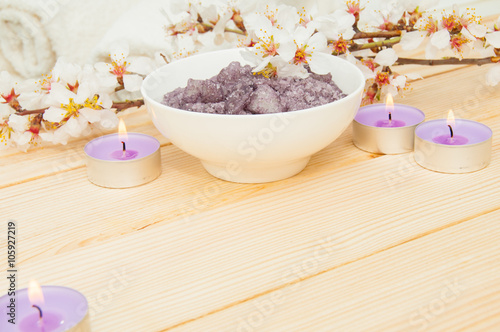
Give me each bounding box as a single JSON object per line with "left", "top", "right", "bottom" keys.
{"left": 349, "top": 37, "right": 402, "bottom": 51}
{"left": 16, "top": 108, "right": 48, "bottom": 116}
{"left": 394, "top": 56, "right": 499, "bottom": 66}
{"left": 160, "top": 53, "right": 169, "bottom": 64}
{"left": 112, "top": 99, "right": 145, "bottom": 112}
{"left": 224, "top": 27, "right": 246, "bottom": 35}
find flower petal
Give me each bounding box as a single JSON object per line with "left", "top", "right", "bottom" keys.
{"left": 425, "top": 43, "right": 438, "bottom": 59}
{"left": 308, "top": 52, "right": 334, "bottom": 75}
{"left": 467, "top": 23, "right": 487, "bottom": 38}
{"left": 98, "top": 110, "right": 119, "bottom": 130}
{"left": 308, "top": 32, "right": 328, "bottom": 52}
{"left": 485, "top": 31, "right": 500, "bottom": 48}
{"left": 127, "top": 57, "right": 156, "bottom": 76}
{"left": 374, "top": 48, "right": 398, "bottom": 66}
{"left": 43, "top": 106, "right": 66, "bottom": 123}
{"left": 79, "top": 108, "right": 101, "bottom": 123}
{"left": 13, "top": 131, "right": 32, "bottom": 147}
{"left": 123, "top": 74, "right": 143, "bottom": 92}
{"left": 0, "top": 103, "right": 14, "bottom": 119}
{"left": 8, "top": 114, "right": 29, "bottom": 132}
{"left": 430, "top": 29, "right": 450, "bottom": 49}
{"left": 277, "top": 40, "right": 296, "bottom": 62}
{"left": 109, "top": 41, "right": 130, "bottom": 62}
{"left": 275, "top": 5, "right": 300, "bottom": 32}
{"left": 48, "top": 83, "right": 75, "bottom": 105}
{"left": 400, "top": 31, "right": 426, "bottom": 51}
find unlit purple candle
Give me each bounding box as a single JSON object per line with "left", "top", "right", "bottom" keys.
{"left": 352, "top": 96, "right": 425, "bottom": 154}
{"left": 0, "top": 286, "right": 90, "bottom": 332}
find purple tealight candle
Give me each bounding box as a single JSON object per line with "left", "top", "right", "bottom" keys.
{"left": 0, "top": 281, "right": 90, "bottom": 332}
{"left": 84, "top": 119, "right": 161, "bottom": 188}
{"left": 431, "top": 110, "right": 468, "bottom": 145}
{"left": 414, "top": 110, "right": 492, "bottom": 173}
{"left": 352, "top": 93, "right": 425, "bottom": 154}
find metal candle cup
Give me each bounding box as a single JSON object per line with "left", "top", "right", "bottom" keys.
{"left": 414, "top": 118, "right": 492, "bottom": 173}
{"left": 0, "top": 285, "right": 90, "bottom": 332}
{"left": 352, "top": 102, "right": 425, "bottom": 154}
{"left": 84, "top": 132, "right": 161, "bottom": 188}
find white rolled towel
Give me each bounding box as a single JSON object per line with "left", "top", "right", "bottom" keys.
{"left": 0, "top": 0, "right": 140, "bottom": 79}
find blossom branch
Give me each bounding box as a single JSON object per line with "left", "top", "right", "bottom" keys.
{"left": 351, "top": 31, "right": 402, "bottom": 39}
{"left": 356, "top": 56, "right": 500, "bottom": 66}
{"left": 349, "top": 37, "right": 402, "bottom": 51}
{"left": 112, "top": 99, "right": 145, "bottom": 112}
{"left": 15, "top": 99, "right": 145, "bottom": 117}
{"left": 200, "top": 22, "right": 246, "bottom": 35}
{"left": 394, "top": 56, "right": 500, "bottom": 66}
{"left": 15, "top": 108, "right": 48, "bottom": 116}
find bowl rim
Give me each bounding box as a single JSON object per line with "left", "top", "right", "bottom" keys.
{"left": 141, "top": 48, "right": 365, "bottom": 118}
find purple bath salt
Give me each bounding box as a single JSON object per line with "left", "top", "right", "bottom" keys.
{"left": 162, "top": 62, "right": 346, "bottom": 114}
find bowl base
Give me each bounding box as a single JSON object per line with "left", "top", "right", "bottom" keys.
{"left": 200, "top": 157, "right": 311, "bottom": 183}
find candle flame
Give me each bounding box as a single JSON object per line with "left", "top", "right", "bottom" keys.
{"left": 118, "top": 118, "right": 128, "bottom": 142}
{"left": 28, "top": 280, "right": 44, "bottom": 307}
{"left": 446, "top": 109, "right": 456, "bottom": 127}
{"left": 385, "top": 93, "right": 394, "bottom": 114}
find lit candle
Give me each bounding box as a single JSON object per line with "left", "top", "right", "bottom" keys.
{"left": 414, "top": 110, "right": 492, "bottom": 173}
{"left": 0, "top": 281, "right": 90, "bottom": 332}
{"left": 110, "top": 119, "right": 139, "bottom": 160}
{"left": 431, "top": 110, "right": 469, "bottom": 145}
{"left": 352, "top": 93, "right": 425, "bottom": 154}
{"left": 374, "top": 94, "right": 406, "bottom": 128}
{"left": 84, "top": 119, "right": 162, "bottom": 188}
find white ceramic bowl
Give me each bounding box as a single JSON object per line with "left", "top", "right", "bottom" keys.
{"left": 141, "top": 49, "right": 365, "bottom": 183}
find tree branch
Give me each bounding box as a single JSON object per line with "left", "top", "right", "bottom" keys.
{"left": 394, "top": 56, "right": 500, "bottom": 66}
{"left": 16, "top": 108, "right": 48, "bottom": 116}
{"left": 112, "top": 99, "right": 145, "bottom": 112}
{"left": 349, "top": 37, "right": 402, "bottom": 52}
{"left": 15, "top": 99, "right": 145, "bottom": 117}
{"left": 351, "top": 31, "right": 402, "bottom": 39}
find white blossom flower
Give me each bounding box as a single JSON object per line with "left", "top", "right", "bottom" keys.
{"left": 95, "top": 42, "right": 154, "bottom": 92}
{"left": 43, "top": 77, "right": 113, "bottom": 136}
{"left": 313, "top": 9, "right": 356, "bottom": 41}
{"left": 290, "top": 26, "right": 331, "bottom": 75}
{"left": 7, "top": 114, "right": 37, "bottom": 151}
{"left": 243, "top": 12, "right": 296, "bottom": 73}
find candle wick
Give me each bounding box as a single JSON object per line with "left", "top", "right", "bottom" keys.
{"left": 388, "top": 112, "right": 392, "bottom": 122}
{"left": 32, "top": 304, "right": 43, "bottom": 319}
{"left": 448, "top": 124, "right": 454, "bottom": 138}
{"left": 121, "top": 141, "right": 127, "bottom": 157}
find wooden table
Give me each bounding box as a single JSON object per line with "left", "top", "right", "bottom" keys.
{"left": 2, "top": 15, "right": 500, "bottom": 332}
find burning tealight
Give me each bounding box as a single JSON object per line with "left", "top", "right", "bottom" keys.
{"left": 414, "top": 110, "right": 492, "bottom": 173}
{"left": 352, "top": 94, "right": 425, "bottom": 154}
{"left": 84, "top": 119, "right": 161, "bottom": 188}
{"left": 0, "top": 281, "right": 90, "bottom": 331}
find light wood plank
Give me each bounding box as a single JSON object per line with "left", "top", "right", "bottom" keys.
{"left": 171, "top": 209, "right": 500, "bottom": 331}
{"left": 6, "top": 135, "right": 500, "bottom": 331}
